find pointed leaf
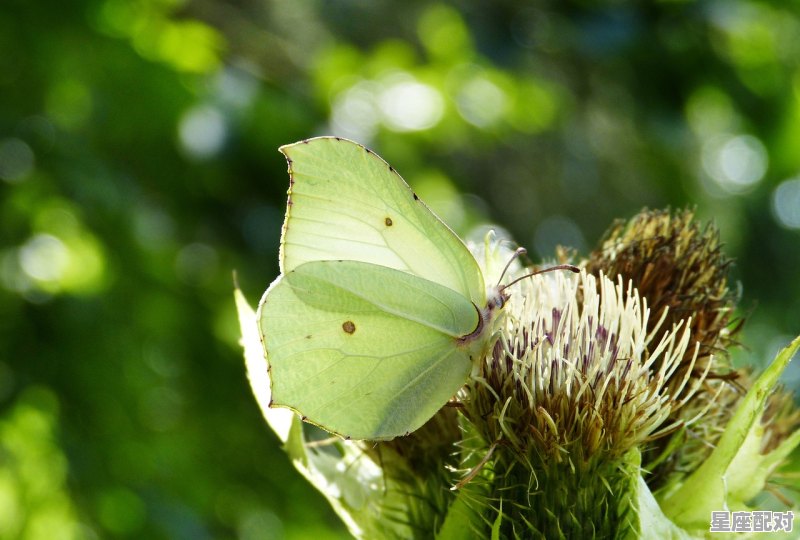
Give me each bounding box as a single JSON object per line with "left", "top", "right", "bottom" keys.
{"left": 660, "top": 335, "right": 800, "bottom": 531}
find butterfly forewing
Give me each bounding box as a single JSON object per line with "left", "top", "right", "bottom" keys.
{"left": 279, "top": 137, "right": 486, "bottom": 307}
{"left": 259, "top": 260, "right": 477, "bottom": 440}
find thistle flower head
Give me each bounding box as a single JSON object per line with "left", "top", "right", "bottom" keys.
{"left": 465, "top": 268, "right": 705, "bottom": 463}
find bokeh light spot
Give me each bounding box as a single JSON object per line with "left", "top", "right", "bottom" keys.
{"left": 0, "top": 201, "right": 108, "bottom": 298}
{"left": 510, "top": 79, "right": 559, "bottom": 133}
{"left": 0, "top": 138, "right": 35, "bottom": 183}
{"left": 378, "top": 75, "right": 444, "bottom": 132}
{"left": 456, "top": 76, "right": 507, "bottom": 128}
{"left": 702, "top": 134, "right": 768, "bottom": 195}
{"left": 330, "top": 81, "right": 379, "bottom": 142}
{"left": 771, "top": 177, "right": 800, "bottom": 230}
{"left": 215, "top": 65, "right": 260, "bottom": 111}
{"left": 158, "top": 20, "right": 223, "bottom": 74}
{"left": 0, "top": 387, "right": 85, "bottom": 539}
{"left": 417, "top": 4, "right": 472, "bottom": 60}
{"left": 178, "top": 105, "right": 228, "bottom": 160}
{"left": 709, "top": 2, "right": 779, "bottom": 69}
{"left": 685, "top": 86, "right": 738, "bottom": 137}
{"left": 19, "top": 234, "right": 70, "bottom": 283}
{"left": 95, "top": 0, "right": 137, "bottom": 37}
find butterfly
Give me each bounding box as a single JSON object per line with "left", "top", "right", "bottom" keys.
{"left": 258, "top": 137, "right": 511, "bottom": 441}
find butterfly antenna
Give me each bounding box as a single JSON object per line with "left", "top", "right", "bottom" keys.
{"left": 502, "top": 264, "right": 581, "bottom": 291}
{"left": 496, "top": 247, "right": 528, "bottom": 288}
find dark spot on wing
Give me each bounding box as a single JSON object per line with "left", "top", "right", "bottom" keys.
{"left": 342, "top": 321, "right": 356, "bottom": 334}
{"left": 413, "top": 193, "right": 419, "bottom": 201}
{"left": 364, "top": 147, "right": 373, "bottom": 154}
{"left": 389, "top": 165, "right": 395, "bottom": 173}
{"left": 301, "top": 139, "right": 310, "bottom": 144}
{"left": 305, "top": 335, "right": 312, "bottom": 339}
{"left": 334, "top": 136, "right": 342, "bottom": 141}
{"left": 385, "top": 217, "right": 393, "bottom": 226}
{"left": 301, "top": 415, "right": 307, "bottom": 421}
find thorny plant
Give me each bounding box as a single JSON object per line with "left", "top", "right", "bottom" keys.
{"left": 238, "top": 208, "right": 800, "bottom": 539}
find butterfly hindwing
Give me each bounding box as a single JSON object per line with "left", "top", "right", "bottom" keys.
{"left": 259, "top": 260, "right": 477, "bottom": 440}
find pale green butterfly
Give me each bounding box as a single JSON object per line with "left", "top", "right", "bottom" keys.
{"left": 258, "top": 137, "right": 514, "bottom": 441}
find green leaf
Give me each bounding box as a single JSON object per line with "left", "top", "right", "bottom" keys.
{"left": 660, "top": 335, "right": 800, "bottom": 531}
{"left": 234, "top": 286, "right": 293, "bottom": 442}
{"left": 491, "top": 500, "right": 503, "bottom": 540}
{"left": 620, "top": 449, "right": 695, "bottom": 540}
{"left": 436, "top": 486, "right": 483, "bottom": 540}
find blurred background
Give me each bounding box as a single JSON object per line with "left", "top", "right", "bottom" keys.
{"left": 1, "top": 0, "right": 799, "bottom": 538}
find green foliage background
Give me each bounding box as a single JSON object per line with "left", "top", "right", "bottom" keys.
{"left": 1, "top": 0, "right": 798, "bottom": 538}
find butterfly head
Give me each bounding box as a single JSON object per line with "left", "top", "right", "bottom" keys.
{"left": 463, "top": 249, "right": 580, "bottom": 344}
{"left": 486, "top": 285, "right": 509, "bottom": 312}
{"left": 458, "top": 248, "right": 523, "bottom": 346}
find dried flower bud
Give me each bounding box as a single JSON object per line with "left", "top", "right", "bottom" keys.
{"left": 465, "top": 270, "right": 702, "bottom": 463}
{"left": 585, "top": 209, "right": 746, "bottom": 484}
{"left": 586, "top": 209, "right": 739, "bottom": 388}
